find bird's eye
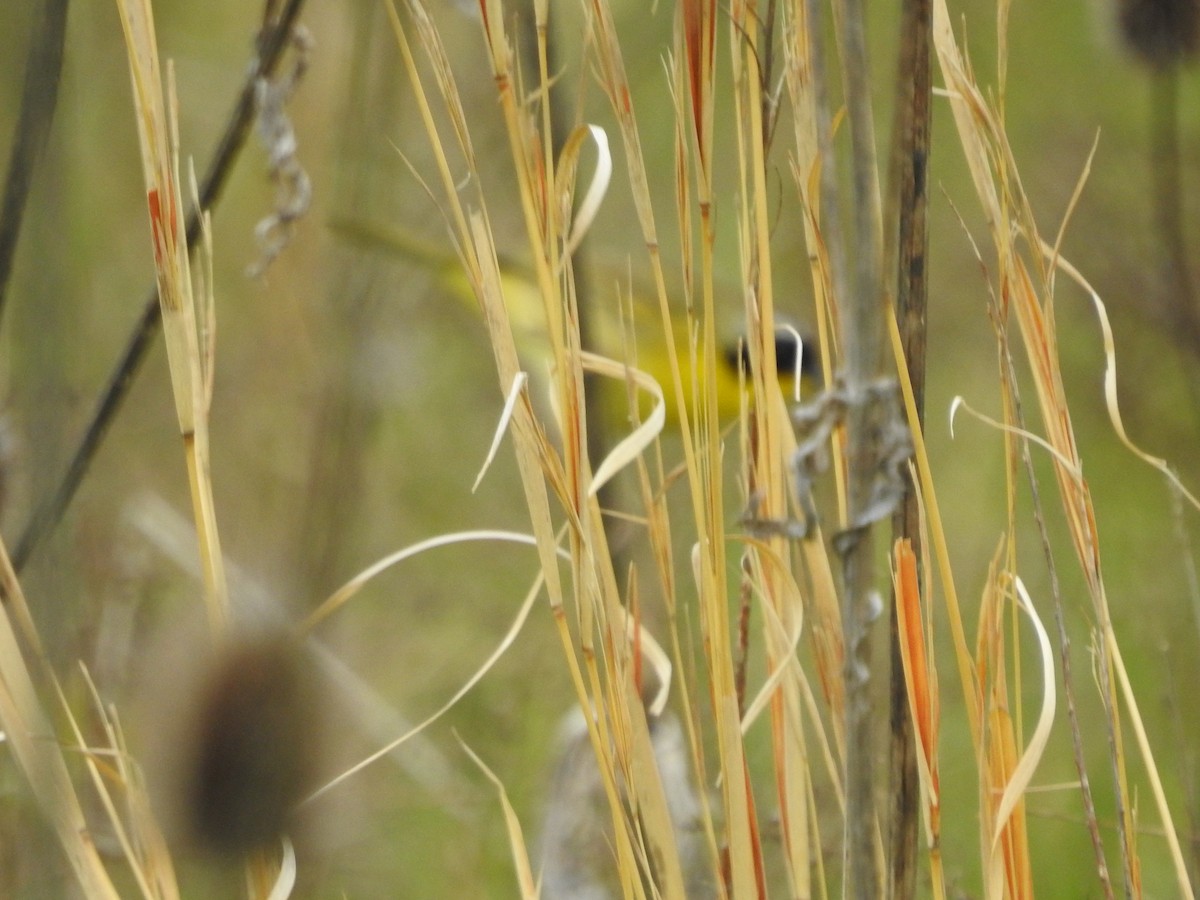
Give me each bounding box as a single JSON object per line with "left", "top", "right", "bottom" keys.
{"left": 775, "top": 330, "right": 799, "bottom": 375}
{"left": 721, "top": 328, "right": 819, "bottom": 380}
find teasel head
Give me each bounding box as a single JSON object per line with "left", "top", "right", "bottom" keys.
{"left": 1117, "top": 0, "right": 1200, "bottom": 67}
{"left": 144, "top": 627, "right": 325, "bottom": 859}
{"left": 184, "top": 632, "right": 320, "bottom": 855}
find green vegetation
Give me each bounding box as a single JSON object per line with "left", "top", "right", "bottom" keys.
{"left": 0, "top": 0, "right": 1198, "bottom": 896}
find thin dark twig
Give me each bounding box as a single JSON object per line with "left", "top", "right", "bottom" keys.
{"left": 0, "top": 0, "right": 70, "bottom": 326}
{"left": 12, "top": 0, "right": 310, "bottom": 572}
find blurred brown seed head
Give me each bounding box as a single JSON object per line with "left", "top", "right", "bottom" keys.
{"left": 144, "top": 627, "right": 325, "bottom": 859}
{"left": 1118, "top": 0, "right": 1200, "bottom": 66}
{"left": 184, "top": 633, "right": 318, "bottom": 855}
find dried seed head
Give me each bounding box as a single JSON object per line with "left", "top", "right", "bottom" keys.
{"left": 181, "top": 633, "right": 320, "bottom": 855}
{"left": 184, "top": 635, "right": 314, "bottom": 853}
{"left": 1117, "top": 0, "right": 1200, "bottom": 67}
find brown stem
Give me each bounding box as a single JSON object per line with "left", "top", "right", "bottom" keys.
{"left": 885, "top": 0, "right": 932, "bottom": 893}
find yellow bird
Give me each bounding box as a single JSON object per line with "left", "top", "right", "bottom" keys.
{"left": 331, "top": 217, "right": 819, "bottom": 429}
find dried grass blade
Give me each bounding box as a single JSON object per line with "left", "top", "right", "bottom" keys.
{"left": 383, "top": 0, "right": 473, "bottom": 245}
{"left": 114, "top": 0, "right": 228, "bottom": 630}
{"left": 987, "top": 577, "right": 1053, "bottom": 891}
{"left": 620, "top": 674, "right": 689, "bottom": 899}
{"left": 887, "top": 309, "right": 979, "bottom": 744}
{"left": 555, "top": 125, "right": 611, "bottom": 261}
{"left": 892, "top": 540, "right": 939, "bottom": 822}
{"left": 1046, "top": 248, "right": 1200, "bottom": 513}
{"left": 982, "top": 707, "right": 1030, "bottom": 900}
{"left": 457, "top": 738, "right": 538, "bottom": 899}
{"left": 580, "top": 350, "right": 666, "bottom": 497}
{"left": 737, "top": 549, "right": 806, "bottom": 734}
{"left": 690, "top": 547, "right": 762, "bottom": 898}
{"left": 1109, "top": 625, "right": 1195, "bottom": 897}
{"left": 468, "top": 212, "right": 568, "bottom": 607}
{"left": 893, "top": 527, "right": 946, "bottom": 898}
{"left": 679, "top": 0, "right": 716, "bottom": 173}
{"left": 931, "top": 0, "right": 1001, "bottom": 226}
{"left": 263, "top": 838, "right": 296, "bottom": 900}
{"left": 741, "top": 540, "right": 814, "bottom": 897}
{"left": 0, "top": 542, "right": 119, "bottom": 898}
{"left": 799, "top": 533, "right": 847, "bottom": 759}
{"left": 474, "top": 373, "right": 530, "bottom": 493}
{"left": 949, "top": 395, "right": 1082, "bottom": 481}
{"left": 975, "top": 559, "right": 1031, "bottom": 900}
{"left": 307, "top": 556, "right": 545, "bottom": 802}
{"left": 301, "top": 530, "right": 555, "bottom": 635}
{"left": 587, "top": 0, "right": 697, "bottom": 457}
{"left": 65, "top": 667, "right": 178, "bottom": 900}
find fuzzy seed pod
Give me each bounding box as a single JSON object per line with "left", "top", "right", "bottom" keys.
{"left": 1117, "top": 0, "right": 1200, "bottom": 67}
{"left": 182, "top": 634, "right": 319, "bottom": 855}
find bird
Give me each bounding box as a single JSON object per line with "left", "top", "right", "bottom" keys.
{"left": 330, "top": 216, "right": 820, "bottom": 431}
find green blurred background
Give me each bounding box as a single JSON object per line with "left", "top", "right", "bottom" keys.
{"left": 1, "top": 0, "right": 1199, "bottom": 895}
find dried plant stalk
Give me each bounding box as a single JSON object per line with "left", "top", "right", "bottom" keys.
{"left": 829, "top": 0, "right": 889, "bottom": 891}
{"left": 933, "top": 0, "right": 1197, "bottom": 896}
{"left": 0, "top": 541, "right": 120, "bottom": 899}
{"left": 114, "top": 0, "right": 229, "bottom": 633}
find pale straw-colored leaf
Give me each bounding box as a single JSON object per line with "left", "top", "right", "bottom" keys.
{"left": 473, "top": 372, "right": 529, "bottom": 493}
{"left": 264, "top": 838, "right": 297, "bottom": 900}
{"left": 467, "top": 213, "right": 568, "bottom": 609}
{"left": 949, "top": 395, "right": 1083, "bottom": 481}
{"left": 305, "top": 533, "right": 566, "bottom": 802}
{"left": 301, "top": 529, "right": 560, "bottom": 635}
{"left": 581, "top": 350, "right": 666, "bottom": 497}
{"left": 988, "top": 577, "right": 1055, "bottom": 862}
{"left": 619, "top": 673, "right": 688, "bottom": 899}
{"left": 456, "top": 737, "right": 538, "bottom": 899}
{"left": 737, "top": 539, "right": 807, "bottom": 733}
{"left": 556, "top": 124, "right": 612, "bottom": 262}
{"left": 1045, "top": 247, "right": 1200, "bottom": 513}
{"left": 618, "top": 606, "right": 672, "bottom": 719}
